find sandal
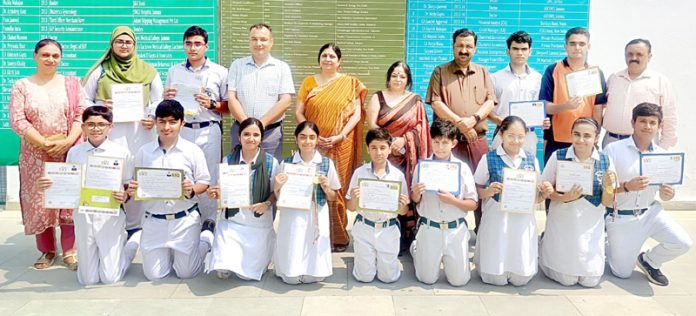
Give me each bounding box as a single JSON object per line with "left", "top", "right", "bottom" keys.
{"left": 62, "top": 251, "right": 78, "bottom": 271}
{"left": 33, "top": 251, "right": 56, "bottom": 270}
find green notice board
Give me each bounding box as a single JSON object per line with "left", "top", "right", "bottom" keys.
{"left": 0, "top": 0, "right": 218, "bottom": 165}
{"left": 219, "top": 0, "right": 407, "bottom": 158}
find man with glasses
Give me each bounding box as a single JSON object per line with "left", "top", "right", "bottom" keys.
{"left": 163, "top": 26, "right": 228, "bottom": 230}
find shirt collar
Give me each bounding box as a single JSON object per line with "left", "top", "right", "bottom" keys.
{"left": 496, "top": 145, "right": 528, "bottom": 160}
{"left": 617, "top": 67, "right": 655, "bottom": 80}
{"left": 366, "top": 160, "right": 392, "bottom": 178}
{"left": 562, "top": 57, "right": 588, "bottom": 69}
{"left": 291, "top": 151, "right": 323, "bottom": 164}
{"left": 245, "top": 55, "right": 276, "bottom": 68}
{"left": 628, "top": 136, "right": 656, "bottom": 153}
{"left": 185, "top": 57, "right": 209, "bottom": 71}
{"left": 565, "top": 146, "right": 601, "bottom": 162}
{"left": 154, "top": 137, "right": 184, "bottom": 154}
{"left": 86, "top": 139, "right": 114, "bottom": 153}
{"left": 448, "top": 60, "right": 476, "bottom": 75}
{"left": 240, "top": 148, "right": 261, "bottom": 164}
{"left": 507, "top": 63, "right": 530, "bottom": 76}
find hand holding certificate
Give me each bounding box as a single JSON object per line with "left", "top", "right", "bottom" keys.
{"left": 556, "top": 160, "right": 594, "bottom": 195}
{"left": 640, "top": 153, "right": 685, "bottom": 185}
{"left": 134, "top": 168, "right": 184, "bottom": 200}
{"left": 357, "top": 179, "right": 401, "bottom": 213}
{"left": 111, "top": 84, "right": 144, "bottom": 122}
{"left": 218, "top": 164, "right": 251, "bottom": 208}
{"left": 172, "top": 83, "right": 203, "bottom": 116}
{"left": 509, "top": 100, "right": 546, "bottom": 128}
{"left": 565, "top": 67, "right": 603, "bottom": 98}
{"left": 43, "top": 162, "right": 82, "bottom": 209}
{"left": 79, "top": 156, "right": 124, "bottom": 216}
{"left": 500, "top": 168, "right": 538, "bottom": 213}
{"left": 277, "top": 164, "right": 315, "bottom": 210}
{"left": 417, "top": 160, "right": 461, "bottom": 195}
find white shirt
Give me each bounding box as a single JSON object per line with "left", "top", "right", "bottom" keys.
{"left": 346, "top": 161, "right": 408, "bottom": 222}
{"left": 491, "top": 64, "right": 542, "bottom": 119}
{"left": 412, "top": 155, "right": 478, "bottom": 222}
{"left": 133, "top": 136, "right": 210, "bottom": 215}
{"left": 474, "top": 146, "right": 540, "bottom": 186}
{"left": 66, "top": 138, "right": 133, "bottom": 185}
{"left": 541, "top": 146, "right": 615, "bottom": 186}
{"left": 83, "top": 65, "right": 164, "bottom": 117}
{"left": 165, "top": 58, "right": 228, "bottom": 123}
{"left": 282, "top": 151, "right": 341, "bottom": 194}
{"left": 604, "top": 137, "right": 662, "bottom": 210}
{"left": 224, "top": 149, "right": 280, "bottom": 228}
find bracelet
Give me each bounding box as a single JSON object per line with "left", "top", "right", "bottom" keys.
{"left": 622, "top": 182, "right": 630, "bottom": 193}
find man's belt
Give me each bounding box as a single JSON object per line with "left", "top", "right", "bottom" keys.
{"left": 184, "top": 121, "right": 219, "bottom": 129}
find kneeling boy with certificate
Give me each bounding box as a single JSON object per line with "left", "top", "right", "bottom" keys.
{"left": 346, "top": 128, "right": 409, "bottom": 283}
{"left": 410, "top": 120, "right": 479, "bottom": 286}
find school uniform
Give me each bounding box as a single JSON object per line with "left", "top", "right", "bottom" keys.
{"left": 273, "top": 151, "right": 341, "bottom": 284}
{"left": 409, "top": 155, "right": 478, "bottom": 286}
{"left": 604, "top": 138, "right": 691, "bottom": 278}
{"left": 209, "top": 149, "right": 279, "bottom": 281}
{"left": 473, "top": 147, "right": 539, "bottom": 286}
{"left": 539, "top": 147, "right": 614, "bottom": 287}
{"left": 67, "top": 139, "right": 139, "bottom": 285}
{"left": 134, "top": 137, "right": 213, "bottom": 281}
{"left": 346, "top": 161, "right": 408, "bottom": 283}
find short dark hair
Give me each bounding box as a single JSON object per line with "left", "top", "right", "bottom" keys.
{"left": 366, "top": 128, "right": 392, "bottom": 146}
{"left": 499, "top": 116, "right": 528, "bottom": 135}
{"left": 565, "top": 27, "right": 590, "bottom": 42}
{"left": 155, "top": 100, "right": 184, "bottom": 121}
{"left": 183, "top": 25, "right": 208, "bottom": 43}
{"left": 294, "top": 121, "right": 320, "bottom": 137}
{"left": 430, "top": 119, "right": 459, "bottom": 140}
{"left": 317, "top": 43, "right": 341, "bottom": 64}
{"left": 452, "top": 28, "right": 477, "bottom": 45}
{"left": 385, "top": 61, "right": 413, "bottom": 90}
{"left": 238, "top": 117, "right": 265, "bottom": 140}
{"left": 625, "top": 38, "right": 652, "bottom": 53}
{"left": 249, "top": 23, "right": 272, "bottom": 35}
{"left": 506, "top": 31, "right": 532, "bottom": 49}
{"left": 632, "top": 102, "right": 663, "bottom": 123}
{"left": 34, "top": 38, "right": 62, "bottom": 54}
{"left": 82, "top": 105, "right": 113, "bottom": 123}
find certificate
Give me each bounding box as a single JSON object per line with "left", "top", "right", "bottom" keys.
{"left": 565, "top": 67, "right": 603, "bottom": 98}
{"left": 134, "top": 168, "right": 184, "bottom": 200}
{"left": 640, "top": 152, "right": 685, "bottom": 185}
{"left": 500, "top": 168, "right": 538, "bottom": 213}
{"left": 357, "top": 179, "right": 401, "bottom": 213}
{"left": 218, "top": 164, "right": 250, "bottom": 208}
{"left": 43, "top": 162, "right": 82, "bottom": 209}
{"left": 556, "top": 160, "right": 594, "bottom": 195}
{"left": 111, "top": 83, "right": 144, "bottom": 122}
{"left": 277, "top": 163, "right": 316, "bottom": 210}
{"left": 509, "top": 100, "right": 546, "bottom": 128}
{"left": 79, "top": 156, "right": 124, "bottom": 216}
{"left": 172, "top": 83, "right": 203, "bottom": 116}
{"left": 416, "top": 160, "right": 461, "bottom": 195}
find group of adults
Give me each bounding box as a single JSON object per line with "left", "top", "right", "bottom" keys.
{"left": 8, "top": 22, "right": 683, "bottom": 285}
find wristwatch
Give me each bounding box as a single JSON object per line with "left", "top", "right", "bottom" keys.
{"left": 208, "top": 99, "right": 217, "bottom": 110}
{"left": 473, "top": 114, "right": 481, "bottom": 122}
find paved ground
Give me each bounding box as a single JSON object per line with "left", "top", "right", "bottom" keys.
{"left": 1, "top": 208, "right": 695, "bottom": 316}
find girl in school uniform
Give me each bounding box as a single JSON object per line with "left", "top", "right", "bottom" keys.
{"left": 473, "top": 116, "right": 543, "bottom": 286}
{"left": 206, "top": 118, "right": 279, "bottom": 281}
{"left": 539, "top": 118, "right": 616, "bottom": 287}
{"left": 273, "top": 121, "right": 341, "bottom": 284}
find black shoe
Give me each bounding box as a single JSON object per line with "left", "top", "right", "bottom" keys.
{"left": 637, "top": 252, "right": 669, "bottom": 286}
{"left": 201, "top": 219, "right": 216, "bottom": 234}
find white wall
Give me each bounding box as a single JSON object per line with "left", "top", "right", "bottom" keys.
{"left": 590, "top": 0, "right": 696, "bottom": 202}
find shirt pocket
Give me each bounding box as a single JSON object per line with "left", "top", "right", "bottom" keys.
{"left": 474, "top": 84, "right": 487, "bottom": 105}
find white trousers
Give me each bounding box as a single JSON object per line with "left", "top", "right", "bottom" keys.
{"left": 410, "top": 223, "right": 471, "bottom": 286}
{"left": 479, "top": 271, "right": 534, "bottom": 287}
{"left": 540, "top": 264, "right": 601, "bottom": 287}
{"left": 181, "top": 124, "right": 221, "bottom": 222}
{"left": 351, "top": 221, "right": 401, "bottom": 283}
{"left": 275, "top": 272, "right": 325, "bottom": 285}
{"left": 606, "top": 204, "right": 692, "bottom": 278}
{"left": 74, "top": 212, "right": 140, "bottom": 285}
{"left": 141, "top": 213, "right": 213, "bottom": 280}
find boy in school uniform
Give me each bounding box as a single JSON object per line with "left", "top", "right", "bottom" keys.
{"left": 37, "top": 105, "right": 140, "bottom": 284}
{"left": 346, "top": 128, "right": 410, "bottom": 283}
{"left": 604, "top": 102, "right": 691, "bottom": 286}
{"left": 126, "top": 100, "right": 214, "bottom": 281}
{"left": 410, "top": 119, "right": 479, "bottom": 286}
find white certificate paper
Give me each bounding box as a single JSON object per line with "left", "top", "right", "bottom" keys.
{"left": 509, "top": 100, "right": 546, "bottom": 128}
{"left": 565, "top": 67, "right": 603, "bottom": 98}
{"left": 111, "top": 84, "right": 144, "bottom": 122}
{"left": 277, "top": 163, "right": 316, "bottom": 210}
{"left": 556, "top": 160, "right": 594, "bottom": 195}
{"left": 417, "top": 160, "right": 461, "bottom": 195}
{"left": 43, "top": 162, "right": 82, "bottom": 209}
{"left": 134, "top": 168, "right": 184, "bottom": 200}
{"left": 172, "top": 83, "right": 202, "bottom": 116}
{"left": 79, "top": 156, "right": 124, "bottom": 216}
{"left": 218, "top": 164, "right": 251, "bottom": 208}
{"left": 500, "top": 168, "right": 537, "bottom": 213}
{"left": 358, "top": 179, "right": 401, "bottom": 213}
{"left": 640, "top": 153, "right": 685, "bottom": 185}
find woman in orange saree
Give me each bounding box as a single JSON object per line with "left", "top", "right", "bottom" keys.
{"left": 367, "top": 61, "right": 430, "bottom": 253}
{"left": 296, "top": 43, "right": 367, "bottom": 252}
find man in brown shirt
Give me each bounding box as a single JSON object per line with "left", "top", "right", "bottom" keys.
{"left": 426, "top": 28, "right": 496, "bottom": 233}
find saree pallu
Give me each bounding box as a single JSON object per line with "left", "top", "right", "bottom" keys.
{"left": 301, "top": 75, "right": 367, "bottom": 247}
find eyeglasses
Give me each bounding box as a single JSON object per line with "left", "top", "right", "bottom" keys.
{"left": 114, "top": 40, "right": 134, "bottom": 47}
{"left": 184, "top": 42, "right": 205, "bottom": 49}
{"left": 85, "top": 122, "right": 110, "bottom": 130}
